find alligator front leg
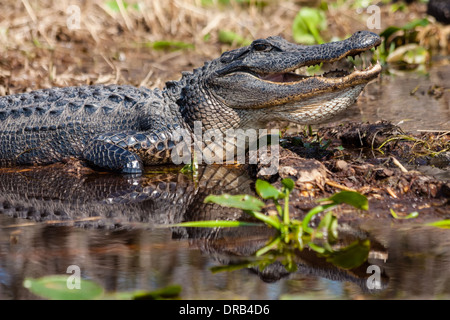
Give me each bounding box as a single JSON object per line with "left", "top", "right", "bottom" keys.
{"left": 83, "top": 130, "right": 181, "bottom": 174}
{"left": 83, "top": 139, "right": 143, "bottom": 173}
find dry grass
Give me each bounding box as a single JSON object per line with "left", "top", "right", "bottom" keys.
{"left": 0, "top": 0, "right": 434, "bottom": 94}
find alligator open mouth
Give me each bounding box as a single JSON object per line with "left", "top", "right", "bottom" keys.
{"left": 208, "top": 31, "right": 383, "bottom": 124}
{"left": 256, "top": 51, "right": 381, "bottom": 85}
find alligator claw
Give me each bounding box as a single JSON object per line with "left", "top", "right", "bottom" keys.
{"left": 122, "top": 160, "right": 143, "bottom": 175}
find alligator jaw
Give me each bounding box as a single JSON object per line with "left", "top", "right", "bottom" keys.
{"left": 246, "top": 61, "right": 382, "bottom": 124}
{"left": 208, "top": 31, "right": 382, "bottom": 123}
{"left": 257, "top": 60, "right": 381, "bottom": 85}
{"left": 218, "top": 54, "right": 382, "bottom": 110}
{"left": 244, "top": 59, "right": 381, "bottom": 98}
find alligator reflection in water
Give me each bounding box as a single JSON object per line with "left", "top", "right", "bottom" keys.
{"left": 0, "top": 165, "right": 446, "bottom": 299}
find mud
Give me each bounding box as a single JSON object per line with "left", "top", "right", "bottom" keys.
{"left": 256, "top": 121, "right": 449, "bottom": 223}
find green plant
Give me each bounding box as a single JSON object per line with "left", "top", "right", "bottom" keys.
{"left": 24, "top": 276, "right": 181, "bottom": 300}
{"left": 390, "top": 208, "right": 419, "bottom": 220}
{"left": 292, "top": 7, "right": 327, "bottom": 45}
{"left": 104, "top": 0, "right": 140, "bottom": 12}
{"left": 180, "top": 150, "right": 199, "bottom": 183}
{"left": 174, "top": 179, "right": 370, "bottom": 270}
{"left": 218, "top": 30, "right": 252, "bottom": 46}
{"left": 425, "top": 219, "right": 450, "bottom": 229}
{"left": 377, "top": 18, "right": 431, "bottom": 66}
{"left": 150, "top": 40, "right": 194, "bottom": 51}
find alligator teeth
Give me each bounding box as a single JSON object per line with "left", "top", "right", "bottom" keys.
{"left": 294, "top": 66, "right": 308, "bottom": 75}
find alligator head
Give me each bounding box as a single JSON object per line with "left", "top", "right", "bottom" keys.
{"left": 169, "top": 31, "right": 381, "bottom": 132}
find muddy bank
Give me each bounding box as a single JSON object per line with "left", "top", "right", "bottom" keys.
{"left": 257, "top": 120, "right": 449, "bottom": 223}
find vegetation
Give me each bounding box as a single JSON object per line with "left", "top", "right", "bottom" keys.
{"left": 24, "top": 276, "right": 181, "bottom": 300}
{"left": 426, "top": 219, "right": 450, "bottom": 229}
{"left": 377, "top": 133, "right": 450, "bottom": 159}
{"left": 174, "top": 178, "right": 371, "bottom": 271}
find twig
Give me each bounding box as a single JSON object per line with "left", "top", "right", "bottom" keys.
{"left": 21, "top": 0, "right": 37, "bottom": 23}
{"left": 391, "top": 156, "right": 408, "bottom": 173}
{"left": 417, "top": 129, "right": 450, "bottom": 134}
{"left": 325, "top": 180, "right": 357, "bottom": 192}
{"left": 139, "top": 69, "right": 154, "bottom": 87}
{"left": 386, "top": 187, "right": 398, "bottom": 199}
{"left": 116, "top": 0, "right": 134, "bottom": 31}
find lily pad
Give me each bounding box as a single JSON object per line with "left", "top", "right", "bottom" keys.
{"left": 24, "top": 276, "right": 104, "bottom": 300}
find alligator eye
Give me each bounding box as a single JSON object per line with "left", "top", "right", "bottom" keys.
{"left": 252, "top": 42, "right": 272, "bottom": 52}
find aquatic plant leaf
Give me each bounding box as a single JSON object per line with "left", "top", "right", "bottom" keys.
{"left": 171, "top": 220, "right": 262, "bottom": 228}
{"left": 204, "top": 194, "right": 265, "bottom": 211}
{"left": 282, "top": 254, "right": 297, "bottom": 272}
{"left": 402, "top": 18, "right": 430, "bottom": 31}
{"left": 245, "top": 210, "right": 281, "bottom": 229}
{"left": 316, "top": 211, "right": 338, "bottom": 241}
{"left": 24, "top": 276, "right": 103, "bottom": 300}
{"left": 281, "top": 178, "right": 295, "bottom": 193}
{"left": 380, "top": 19, "right": 429, "bottom": 40}
{"left": 132, "top": 285, "right": 182, "bottom": 300}
{"left": 379, "top": 26, "right": 401, "bottom": 42}
{"left": 326, "top": 239, "right": 370, "bottom": 269}
{"left": 308, "top": 242, "right": 326, "bottom": 254}
{"left": 210, "top": 260, "right": 265, "bottom": 274}
{"left": 255, "top": 236, "right": 281, "bottom": 256}
{"left": 255, "top": 179, "right": 283, "bottom": 200}
{"left": 425, "top": 219, "right": 450, "bottom": 229}
{"left": 292, "top": 7, "right": 327, "bottom": 45}
{"left": 180, "top": 164, "right": 193, "bottom": 174}
{"left": 390, "top": 209, "right": 419, "bottom": 220}
{"left": 379, "top": 18, "right": 430, "bottom": 64}
{"left": 323, "top": 191, "right": 369, "bottom": 211}
{"left": 302, "top": 204, "right": 336, "bottom": 235}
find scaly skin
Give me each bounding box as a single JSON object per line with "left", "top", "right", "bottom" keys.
{"left": 0, "top": 31, "right": 381, "bottom": 174}
{"left": 0, "top": 85, "right": 185, "bottom": 172}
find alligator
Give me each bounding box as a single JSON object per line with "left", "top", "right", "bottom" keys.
{"left": 0, "top": 31, "right": 381, "bottom": 174}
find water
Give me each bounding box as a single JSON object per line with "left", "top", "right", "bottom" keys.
{"left": 0, "top": 66, "right": 449, "bottom": 300}
{"left": 323, "top": 64, "right": 449, "bottom": 132}
{"left": 0, "top": 164, "right": 448, "bottom": 300}
{"left": 1, "top": 213, "right": 449, "bottom": 299}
